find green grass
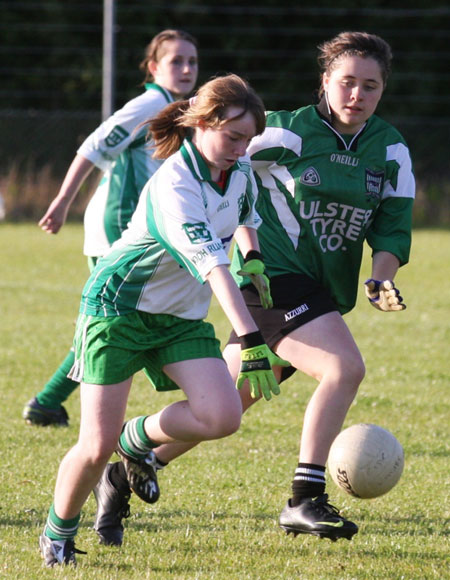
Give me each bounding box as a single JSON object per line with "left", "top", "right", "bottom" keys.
{"left": 0, "top": 224, "right": 449, "bottom": 580}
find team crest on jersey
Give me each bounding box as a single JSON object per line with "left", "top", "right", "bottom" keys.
{"left": 300, "top": 167, "right": 321, "bottom": 186}
{"left": 365, "top": 169, "right": 384, "bottom": 201}
{"left": 183, "top": 222, "right": 213, "bottom": 244}
{"left": 105, "top": 125, "right": 129, "bottom": 147}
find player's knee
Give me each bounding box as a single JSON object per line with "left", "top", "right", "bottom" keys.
{"left": 351, "top": 353, "right": 366, "bottom": 384}
{"left": 214, "top": 414, "right": 241, "bottom": 439}
{"left": 342, "top": 352, "right": 365, "bottom": 392}
{"left": 81, "top": 437, "right": 118, "bottom": 465}
{"left": 203, "top": 405, "right": 242, "bottom": 439}
{"left": 323, "top": 352, "right": 365, "bottom": 394}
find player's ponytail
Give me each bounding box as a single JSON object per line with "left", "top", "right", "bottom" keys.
{"left": 148, "top": 101, "right": 192, "bottom": 159}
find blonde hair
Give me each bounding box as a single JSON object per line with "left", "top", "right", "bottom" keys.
{"left": 148, "top": 74, "right": 266, "bottom": 159}
{"left": 139, "top": 29, "right": 198, "bottom": 84}
{"left": 317, "top": 31, "right": 392, "bottom": 97}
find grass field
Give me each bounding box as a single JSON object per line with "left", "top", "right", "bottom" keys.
{"left": 0, "top": 224, "right": 449, "bottom": 580}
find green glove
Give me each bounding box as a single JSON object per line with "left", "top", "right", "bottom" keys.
{"left": 237, "top": 332, "right": 291, "bottom": 401}
{"left": 237, "top": 253, "right": 273, "bottom": 309}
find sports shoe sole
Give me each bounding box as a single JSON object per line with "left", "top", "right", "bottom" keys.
{"left": 116, "top": 448, "right": 160, "bottom": 504}
{"left": 280, "top": 523, "right": 357, "bottom": 542}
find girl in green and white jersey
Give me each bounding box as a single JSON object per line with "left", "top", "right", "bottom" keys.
{"left": 38, "top": 74, "right": 288, "bottom": 567}
{"left": 24, "top": 30, "right": 199, "bottom": 425}
{"left": 229, "top": 31, "right": 414, "bottom": 541}
{"left": 133, "top": 32, "right": 414, "bottom": 543}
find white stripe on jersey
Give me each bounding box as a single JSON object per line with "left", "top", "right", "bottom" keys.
{"left": 249, "top": 126, "right": 303, "bottom": 157}
{"left": 255, "top": 167, "right": 301, "bottom": 250}
{"left": 383, "top": 143, "right": 416, "bottom": 199}
{"left": 183, "top": 140, "right": 203, "bottom": 181}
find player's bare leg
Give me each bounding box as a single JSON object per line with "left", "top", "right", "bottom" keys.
{"left": 41, "top": 380, "right": 132, "bottom": 565}
{"left": 275, "top": 311, "right": 363, "bottom": 541}
{"left": 92, "top": 348, "right": 256, "bottom": 544}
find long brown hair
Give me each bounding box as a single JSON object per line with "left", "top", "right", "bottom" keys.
{"left": 148, "top": 73, "right": 266, "bottom": 159}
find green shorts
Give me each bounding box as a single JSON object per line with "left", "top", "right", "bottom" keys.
{"left": 69, "top": 311, "right": 222, "bottom": 391}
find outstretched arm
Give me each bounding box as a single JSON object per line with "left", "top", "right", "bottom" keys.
{"left": 206, "top": 263, "right": 259, "bottom": 337}
{"left": 39, "top": 154, "right": 95, "bottom": 234}
{"left": 206, "top": 264, "right": 289, "bottom": 400}
{"left": 233, "top": 225, "right": 260, "bottom": 258}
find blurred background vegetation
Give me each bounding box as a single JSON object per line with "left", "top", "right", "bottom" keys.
{"left": 1, "top": 1, "right": 449, "bottom": 226}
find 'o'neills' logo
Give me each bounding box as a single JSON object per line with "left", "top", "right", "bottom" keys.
{"left": 330, "top": 153, "right": 359, "bottom": 167}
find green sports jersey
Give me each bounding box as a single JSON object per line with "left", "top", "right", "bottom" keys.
{"left": 231, "top": 105, "right": 415, "bottom": 314}
{"left": 79, "top": 139, "right": 260, "bottom": 321}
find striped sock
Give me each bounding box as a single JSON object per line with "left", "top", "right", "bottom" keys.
{"left": 44, "top": 504, "right": 80, "bottom": 541}
{"left": 119, "top": 416, "right": 157, "bottom": 459}
{"left": 154, "top": 456, "right": 168, "bottom": 471}
{"left": 291, "top": 462, "right": 326, "bottom": 506}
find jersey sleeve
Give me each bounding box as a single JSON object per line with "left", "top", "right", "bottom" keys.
{"left": 77, "top": 90, "right": 169, "bottom": 172}
{"left": 237, "top": 159, "right": 262, "bottom": 228}
{"left": 247, "top": 111, "right": 302, "bottom": 170}
{"left": 366, "top": 141, "right": 415, "bottom": 266}
{"left": 145, "top": 165, "right": 231, "bottom": 283}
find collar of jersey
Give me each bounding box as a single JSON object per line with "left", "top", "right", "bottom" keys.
{"left": 180, "top": 138, "right": 234, "bottom": 195}
{"left": 145, "top": 83, "right": 174, "bottom": 104}
{"left": 314, "top": 105, "right": 368, "bottom": 152}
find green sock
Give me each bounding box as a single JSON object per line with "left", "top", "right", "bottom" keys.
{"left": 45, "top": 504, "right": 80, "bottom": 541}
{"left": 119, "top": 416, "right": 157, "bottom": 459}
{"left": 36, "top": 349, "right": 79, "bottom": 409}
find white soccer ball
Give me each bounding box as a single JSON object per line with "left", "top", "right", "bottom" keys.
{"left": 328, "top": 423, "right": 404, "bottom": 499}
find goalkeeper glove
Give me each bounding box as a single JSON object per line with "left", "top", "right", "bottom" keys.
{"left": 237, "top": 250, "right": 273, "bottom": 309}
{"left": 237, "top": 331, "right": 291, "bottom": 401}
{"left": 364, "top": 279, "right": 406, "bottom": 311}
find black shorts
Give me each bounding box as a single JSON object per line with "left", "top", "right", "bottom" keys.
{"left": 228, "top": 273, "right": 338, "bottom": 382}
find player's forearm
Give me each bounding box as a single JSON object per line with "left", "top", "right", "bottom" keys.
{"left": 55, "top": 154, "right": 95, "bottom": 205}
{"left": 206, "top": 264, "right": 258, "bottom": 337}
{"left": 233, "top": 226, "right": 260, "bottom": 259}
{"left": 371, "top": 251, "right": 400, "bottom": 281}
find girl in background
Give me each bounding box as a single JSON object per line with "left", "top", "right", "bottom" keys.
{"left": 24, "top": 30, "right": 199, "bottom": 426}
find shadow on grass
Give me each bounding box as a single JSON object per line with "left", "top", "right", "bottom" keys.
{"left": 347, "top": 511, "right": 449, "bottom": 538}
{"left": 88, "top": 506, "right": 450, "bottom": 539}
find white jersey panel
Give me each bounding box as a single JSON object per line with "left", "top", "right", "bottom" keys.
{"left": 248, "top": 125, "right": 303, "bottom": 157}
{"left": 80, "top": 85, "right": 173, "bottom": 257}
{"left": 82, "top": 142, "right": 260, "bottom": 320}
{"left": 78, "top": 87, "right": 172, "bottom": 171}
{"left": 383, "top": 143, "right": 416, "bottom": 200}
{"left": 83, "top": 179, "right": 110, "bottom": 256}
{"left": 101, "top": 193, "right": 214, "bottom": 319}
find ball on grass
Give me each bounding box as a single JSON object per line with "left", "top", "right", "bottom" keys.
{"left": 328, "top": 423, "right": 404, "bottom": 499}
